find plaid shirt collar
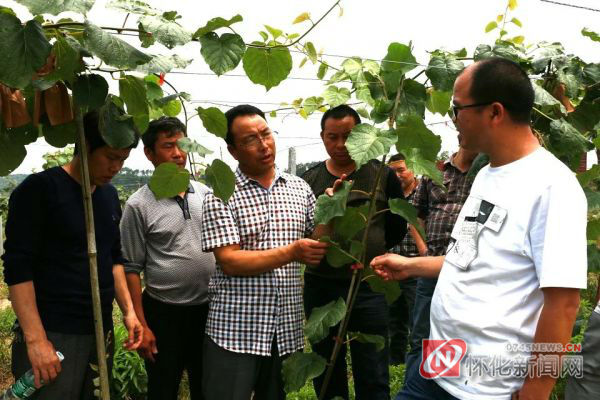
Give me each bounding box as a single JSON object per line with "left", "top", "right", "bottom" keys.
{"left": 235, "top": 167, "right": 288, "bottom": 188}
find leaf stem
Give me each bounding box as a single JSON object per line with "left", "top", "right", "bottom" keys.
{"left": 350, "top": 189, "right": 371, "bottom": 196}
{"left": 533, "top": 107, "right": 556, "bottom": 121}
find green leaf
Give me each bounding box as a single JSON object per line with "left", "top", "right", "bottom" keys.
{"left": 264, "top": 25, "right": 282, "bottom": 40}
{"left": 567, "top": 101, "right": 600, "bottom": 134}
{"left": 162, "top": 99, "right": 181, "bottom": 117}
{"left": 45, "top": 36, "right": 82, "bottom": 84}
{"left": 530, "top": 42, "right": 565, "bottom": 73}
{"left": 426, "top": 89, "right": 452, "bottom": 115}
{"left": 397, "top": 79, "right": 427, "bottom": 118}
{"left": 0, "top": 131, "right": 26, "bottom": 176}
{"left": 205, "top": 158, "right": 236, "bottom": 203}
{"left": 511, "top": 35, "right": 525, "bottom": 45}
{"left": 485, "top": 21, "right": 498, "bottom": 33}
{"left": 282, "top": 352, "right": 327, "bottom": 393}
{"left": 321, "top": 237, "right": 362, "bottom": 267}
{"left": 346, "top": 124, "right": 396, "bottom": 170}
{"left": 177, "top": 137, "right": 213, "bottom": 157}
{"left": 587, "top": 219, "right": 600, "bottom": 241}
{"left": 242, "top": 43, "right": 292, "bottom": 91}
{"left": 84, "top": 23, "right": 152, "bottom": 69}
{"left": 119, "top": 75, "right": 149, "bottom": 133}
{"left": 136, "top": 54, "right": 191, "bottom": 74}
{"left": 381, "top": 42, "right": 416, "bottom": 75}
{"left": 7, "top": 124, "right": 38, "bottom": 145}
{"left": 43, "top": 121, "right": 76, "bottom": 148}
{"left": 196, "top": 106, "right": 227, "bottom": 139}
{"left": 314, "top": 180, "right": 353, "bottom": 225}
{"left": 99, "top": 96, "right": 139, "bottom": 149}
{"left": 333, "top": 205, "right": 368, "bottom": 241}
{"left": 259, "top": 31, "right": 268, "bottom": 42}
{"left": 577, "top": 164, "right": 600, "bottom": 187}
{"left": 317, "top": 63, "right": 328, "bottom": 80}
{"left": 547, "top": 119, "right": 594, "bottom": 169}
{"left": 508, "top": 0, "right": 518, "bottom": 10}
{"left": 305, "top": 297, "right": 346, "bottom": 344}
{"left": 293, "top": 12, "right": 310, "bottom": 24}
{"left": 200, "top": 32, "right": 246, "bottom": 76}
{"left": 138, "top": 14, "right": 192, "bottom": 49}
{"left": 395, "top": 115, "right": 442, "bottom": 162}
{"left": 72, "top": 74, "right": 108, "bottom": 110}
{"left": 389, "top": 198, "right": 425, "bottom": 240}
{"left": 322, "top": 86, "right": 351, "bottom": 107}
{"left": 510, "top": 17, "right": 522, "bottom": 27}
{"left": 425, "top": 54, "right": 464, "bottom": 92}
{"left": 533, "top": 84, "right": 566, "bottom": 115}
{"left": 582, "top": 63, "right": 600, "bottom": 86}
{"left": 15, "top": 0, "right": 94, "bottom": 16}
{"left": 557, "top": 69, "right": 581, "bottom": 99}
{"left": 302, "top": 96, "right": 324, "bottom": 115}
{"left": 585, "top": 188, "right": 600, "bottom": 211}
{"left": 356, "top": 107, "right": 370, "bottom": 120}
{"left": 0, "top": 15, "right": 51, "bottom": 89}
{"left": 106, "top": 0, "right": 157, "bottom": 15}
{"left": 148, "top": 162, "right": 190, "bottom": 199}
{"left": 349, "top": 332, "right": 385, "bottom": 351}
{"left": 193, "top": 14, "right": 243, "bottom": 38}
{"left": 582, "top": 28, "right": 600, "bottom": 43}
{"left": 403, "top": 151, "right": 444, "bottom": 188}
{"left": 306, "top": 41, "right": 317, "bottom": 63}
{"left": 364, "top": 271, "right": 402, "bottom": 304}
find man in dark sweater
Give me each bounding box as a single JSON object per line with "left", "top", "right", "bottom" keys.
{"left": 302, "top": 105, "right": 407, "bottom": 400}
{"left": 2, "top": 111, "right": 143, "bottom": 399}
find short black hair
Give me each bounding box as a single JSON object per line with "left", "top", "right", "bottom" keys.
{"left": 320, "top": 105, "right": 361, "bottom": 132}
{"left": 468, "top": 57, "right": 534, "bottom": 124}
{"left": 224, "top": 104, "right": 266, "bottom": 146}
{"left": 142, "top": 116, "right": 186, "bottom": 151}
{"left": 74, "top": 110, "right": 140, "bottom": 155}
{"left": 389, "top": 153, "right": 406, "bottom": 162}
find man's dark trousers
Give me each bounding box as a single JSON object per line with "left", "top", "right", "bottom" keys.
{"left": 143, "top": 292, "right": 208, "bottom": 400}
{"left": 405, "top": 277, "right": 437, "bottom": 374}
{"left": 389, "top": 277, "right": 417, "bottom": 364}
{"left": 304, "top": 273, "right": 390, "bottom": 400}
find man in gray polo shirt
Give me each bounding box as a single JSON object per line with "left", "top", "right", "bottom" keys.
{"left": 121, "top": 117, "right": 216, "bottom": 400}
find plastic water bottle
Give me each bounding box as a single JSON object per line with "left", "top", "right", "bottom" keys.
{"left": 1, "top": 352, "right": 64, "bottom": 399}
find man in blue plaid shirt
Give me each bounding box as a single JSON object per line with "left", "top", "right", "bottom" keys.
{"left": 200, "top": 105, "right": 329, "bottom": 400}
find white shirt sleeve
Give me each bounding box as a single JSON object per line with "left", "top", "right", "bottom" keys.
{"left": 529, "top": 176, "right": 588, "bottom": 289}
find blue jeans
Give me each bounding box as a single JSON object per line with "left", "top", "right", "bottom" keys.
{"left": 304, "top": 273, "right": 390, "bottom": 400}
{"left": 395, "top": 353, "right": 459, "bottom": 400}
{"left": 405, "top": 278, "right": 437, "bottom": 374}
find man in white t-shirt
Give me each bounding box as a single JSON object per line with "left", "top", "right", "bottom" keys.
{"left": 372, "top": 57, "right": 588, "bottom": 400}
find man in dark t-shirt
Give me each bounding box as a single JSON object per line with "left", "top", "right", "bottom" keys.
{"left": 302, "top": 105, "right": 407, "bottom": 400}
{"left": 2, "top": 111, "right": 143, "bottom": 399}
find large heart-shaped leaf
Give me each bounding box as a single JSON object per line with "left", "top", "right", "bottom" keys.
{"left": 193, "top": 15, "right": 243, "bottom": 38}
{"left": 197, "top": 107, "right": 227, "bottom": 139}
{"left": 149, "top": 162, "right": 190, "bottom": 199}
{"left": 381, "top": 42, "right": 417, "bottom": 75}
{"left": 119, "top": 75, "right": 149, "bottom": 133}
{"left": 547, "top": 119, "right": 594, "bottom": 170}
{"left": 304, "top": 297, "right": 346, "bottom": 344}
{"left": 533, "top": 85, "right": 567, "bottom": 115}
{"left": 107, "top": 0, "right": 158, "bottom": 15}
{"left": 205, "top": 159, "right": 236, "bottom": 202}
{"left": 320, "top": 237, "right": 363, "bottom": 267}
{"left": 396, "top": 79, "right": 427, "bottom": 118}
{"left": 281, "top": 352, "right": 326, "bottom": 394}
{"left": 403, "top": 150, "right": 444, "bottom": 188}
{"left": 72, "top": 74, "right": 109, "bottom": 110}
{"left": 0, "top": 132, "right": 26, "bottom": 176}
{"left": 345, "top": 124, "right": 396, "bottom": 170}
{"left": 84, "top": 23, "right": 152, "bottom": 69}
{"left": 138, "top": 14, "right": 192, "bottom": 49}
{"left": 425, "top": 53, "right": 464, "bottom": 92}
{"left": 425, "top": 89, "right": 452, "bottom": 116}
{"left": 242, "top": 42, "right": 292, "bottom": 91}
{"left": 349, "top": 331, "right": 385, "bottom": 351}
{"left": 333, "top": 205, "right": 368, "bottom": 241}
{"left": 322, "top": 86, "right": 351, "bottom": 108}
{"left": 98, "top": 96, "right": 138, "bottom": 149}
{"left": 177, "top": 137, "right": 213, "bottom": 157}
{"left": 43, "top": 121, "right": 76, "bottom": 148}
{"left": 364, "top": 270, "right": 402, "bottom": 304}
{"left": 136, "top": 54, "right": 191, "bottom": 74}
{"left": 15, "top": 0, "right": 95, "bottom": 16}
{"left": 200, "top": 32, "right": 246, "bottom": 76}
{"left": 577, "top": 164, "right": 600, "bottom": 188}
{"left": 44, "top": 36, "right": 82, "bottom": 84}
{"left": 313, "top": 180, "right": 353, "bottom": 225}
{"left": 389, "top": 198, "right": 425, "bottom": 241}
{"left": 395, "top": 115, "right": 442, "bottom": 162}
{"left": 0, "top": 15, "right": 52, "bottom": 89}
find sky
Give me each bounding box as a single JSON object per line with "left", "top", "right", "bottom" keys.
{"left": 6, "top": 0, "right": 600, "bottom": 174}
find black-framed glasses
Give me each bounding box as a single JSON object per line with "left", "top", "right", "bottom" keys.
{"left": 450, "top": 102, "right": 494, "bottom": 119}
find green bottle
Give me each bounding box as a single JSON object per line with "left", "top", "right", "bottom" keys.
{"left": 1, "top": 352, "right": 64, "bottom": 399}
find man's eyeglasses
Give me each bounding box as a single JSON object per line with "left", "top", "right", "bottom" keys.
{"left": 238, "top": 130, "right": 278, "bottom": 148}
{"left": 450, "top": 101, "right": 494, "bottom": 119}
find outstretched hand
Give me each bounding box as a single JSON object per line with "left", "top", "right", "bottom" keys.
{"left": 371, "top": 253, "right": 413, "bottom": 281}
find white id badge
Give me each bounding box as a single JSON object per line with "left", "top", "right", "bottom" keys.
{"left": 446, "top": 239, "right": 477, "bottom": 270}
